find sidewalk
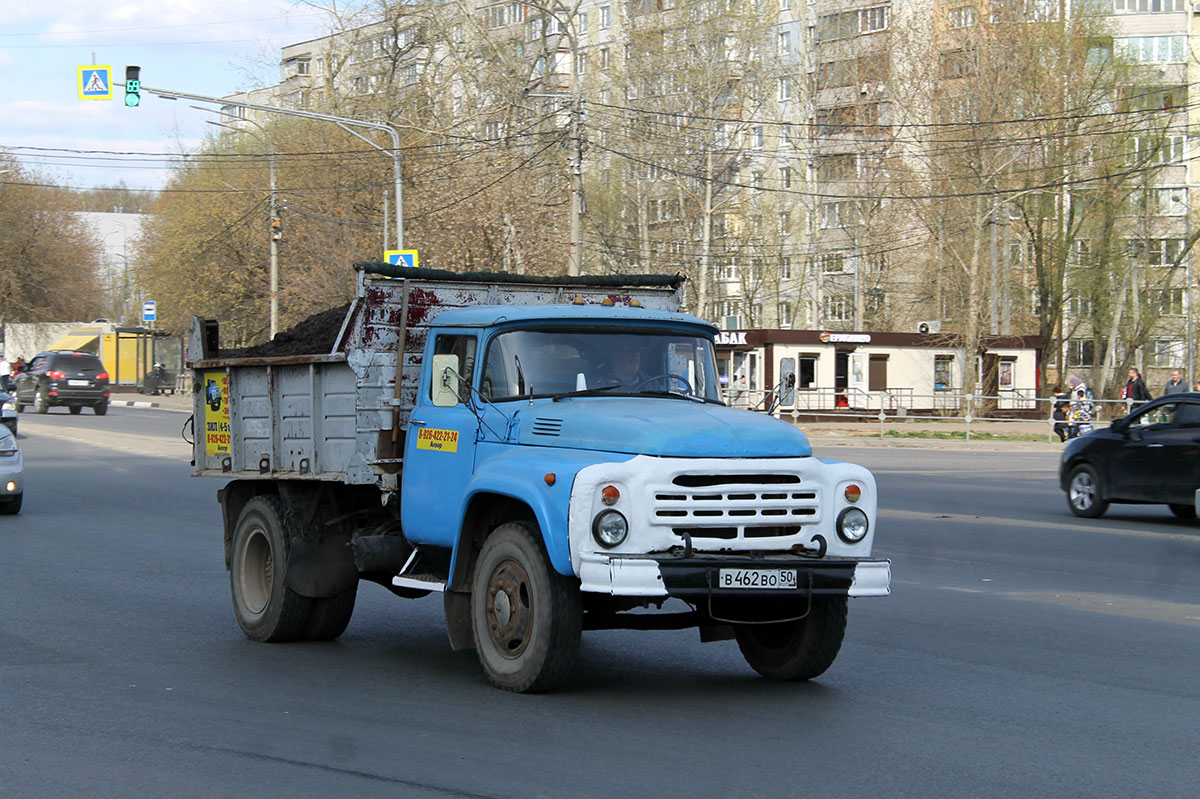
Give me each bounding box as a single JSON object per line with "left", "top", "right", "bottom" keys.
{"left": 796, "top": 418, "right": 1067, "bottom": 451}
{"left": 108, "top": 389, "right": 194, "bottom": 413}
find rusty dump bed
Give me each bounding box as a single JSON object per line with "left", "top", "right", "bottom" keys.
{"left": 190, "top": 264, "right": 684, "bottom": 489}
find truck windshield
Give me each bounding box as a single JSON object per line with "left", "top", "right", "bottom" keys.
{"left": 481, "top": 328, "right": 722, "bottom": 403}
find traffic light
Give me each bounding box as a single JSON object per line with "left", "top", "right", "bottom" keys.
{"left": 124, "top": 66, "right": 141, "bottom": 107}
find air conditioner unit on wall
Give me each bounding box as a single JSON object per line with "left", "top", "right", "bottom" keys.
{"left": 917, "top": 321, "right": 942, "bottom": 334}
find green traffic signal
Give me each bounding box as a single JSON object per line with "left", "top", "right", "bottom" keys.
{"left": 125, "top": 66, "right": 140, "bottom": 107}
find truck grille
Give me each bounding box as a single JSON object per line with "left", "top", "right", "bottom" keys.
{"left": 650, "top": 473, "right": 819, "bottom": 541}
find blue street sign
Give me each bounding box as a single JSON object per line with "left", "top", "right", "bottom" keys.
{"left": 142, "top": 300, "right": 157, "bottom": 323}
{"left": 78, "top": 66, "right": 113, "bottom": 100}
{"left": 384, "top": 250, "right": 418, "bottom": 268}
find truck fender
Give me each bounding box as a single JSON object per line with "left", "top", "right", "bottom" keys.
{"left": 453, "top": 475, "right": 570, "bottom": 579}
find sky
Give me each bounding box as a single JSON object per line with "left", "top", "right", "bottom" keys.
{"left": 0, "top": 1, "right": 351, "bottom": 192}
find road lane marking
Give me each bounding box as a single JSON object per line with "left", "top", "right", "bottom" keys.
{"left": 16, "top": 420, "right": 187, "bottom": 460}
{"left": 881, "top": 508, "right": 1199, "bottom": 543}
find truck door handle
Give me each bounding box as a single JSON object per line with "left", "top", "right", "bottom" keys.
{"left": 409, "top": 419, "right": 426, "bottom": 426}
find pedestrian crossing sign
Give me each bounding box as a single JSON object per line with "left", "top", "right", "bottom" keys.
{"left": 78, "top": 66, "right": 113, "bottom": 100}
{"left": 385, "top": 250, "right": 418, "bottom": 269}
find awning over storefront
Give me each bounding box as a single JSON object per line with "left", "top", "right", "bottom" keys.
{"left": 48, "top": 334, "right": 100, "bottom": 353}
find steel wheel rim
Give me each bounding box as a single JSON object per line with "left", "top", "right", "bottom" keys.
{"left": 239, "top": 526, "right": 272, "bottom": 615}
{"left": 1070, "top": 472, "right": 1095, "bottom": 510}
{"left": 485, "top": 557, "right": 532, "bottom": 659}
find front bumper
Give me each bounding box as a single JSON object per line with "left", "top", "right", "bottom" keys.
{"left": 579, "top": 552, "right": 891, "bottom": 599}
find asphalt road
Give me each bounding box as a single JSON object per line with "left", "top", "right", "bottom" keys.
{"left": 3, "top": 408, "right": 1198, "bottom": 798}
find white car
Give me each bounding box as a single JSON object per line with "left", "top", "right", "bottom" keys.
{"left": 0, "top": 424, "right": 22, "bottom": 514}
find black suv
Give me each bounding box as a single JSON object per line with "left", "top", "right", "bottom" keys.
{"left": 13, "top": 351, "right": 110, "bottom": 415}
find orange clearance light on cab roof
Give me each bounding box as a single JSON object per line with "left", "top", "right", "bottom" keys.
{"left": 630, "top": 300, "right": 643, "bottom": 307}
{"left": 844, "top": 484, "right": 862, "bottom": 503}
{"left": 544, "top": 473, "right": 556, "bottom": 486}
{"left": 601, "top": 485, "right": 620, "bottom": 505}
{"left": 601, "top": 298, "right": 614, "bottom": 306}
{"left": 572, "top": 296, "right": 586, "bottom": 305}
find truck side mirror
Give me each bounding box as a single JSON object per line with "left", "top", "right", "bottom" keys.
{"left": 432, "top": 354, "right": 461, "bottom": 407}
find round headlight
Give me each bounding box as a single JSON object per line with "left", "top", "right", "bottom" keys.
{"left": 592, "top": 509, "right": 628, "bottom": 548}
{"left": 836, "top": 507, "right": 869, "bottom": 543}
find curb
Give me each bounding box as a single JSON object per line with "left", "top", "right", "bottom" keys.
{"left": 109, "top": 400, "right": 160, "bottom": 409}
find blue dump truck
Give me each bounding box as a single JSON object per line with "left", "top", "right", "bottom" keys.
{"left": 189, "top": 265, "right": 889, "bottom": 692}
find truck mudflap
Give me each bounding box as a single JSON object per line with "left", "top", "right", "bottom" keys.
{"left": 578, "top": 553, "right": 890, "bottom": 599}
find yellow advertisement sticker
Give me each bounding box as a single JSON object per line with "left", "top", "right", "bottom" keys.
{"left": 416, "top": 427, "right": 459, "bottom": 453}
{"left": 202, "top": 371, "right": 231, "bottom": 456}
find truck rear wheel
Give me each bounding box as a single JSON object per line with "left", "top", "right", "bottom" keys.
{"left": 734, "top": 595, "right": 848, "bottom": 681}
{"left": 230, "top": 496, "right": 312, "bottom": 642}
{"left": 470, "top": 521, "right": 581, "bottom": 693}
{"left": 304, "top": 585, "right": 357, "bottom": 641}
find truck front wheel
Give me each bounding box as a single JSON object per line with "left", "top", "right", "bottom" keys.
{"left": 734, "top": 595, "right": 848, "bottom": 681}
{"left": 230, "top": 496, "right": 312, "bottom": 642}
{"left": 470, "top": 521, "right": 582, "bottom": 692}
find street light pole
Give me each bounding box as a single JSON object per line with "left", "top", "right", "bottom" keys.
{"left": 146, "top": 84, "right": 403, "bottom": 250}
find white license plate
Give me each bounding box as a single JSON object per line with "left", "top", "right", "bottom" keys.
{"left": 68, "top": 379, "right": 89, "bottom": 387}
{"left": 718, "top": 568, "right": 798, "bottom": 590}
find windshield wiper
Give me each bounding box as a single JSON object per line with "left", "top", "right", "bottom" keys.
{"left": 551, "top": 384, "right": 624, "bottom": 401}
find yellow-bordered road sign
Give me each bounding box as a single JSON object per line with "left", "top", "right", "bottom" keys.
{"left": 78, "top": 66, "right": 113, "bottom": 100}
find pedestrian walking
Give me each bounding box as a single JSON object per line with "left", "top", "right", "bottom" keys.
{"left": 1163, "top": 368, "right": 1187, "bottom": 395}
{"left": 1124, "top": 368, "right": 1151, "bottom": 409}
{"left": 0, "top": 355, "right": 11, "bottom": 392}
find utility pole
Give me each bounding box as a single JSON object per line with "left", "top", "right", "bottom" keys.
{"left": 567, "top": 95, "right": 583, "bottom": 277}
{"left": 206, "top": 117, "right": 280, "bottom": 339}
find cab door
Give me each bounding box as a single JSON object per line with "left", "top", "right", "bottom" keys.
{"left": 401, "top": 332, "right": 480, "bottom": 548}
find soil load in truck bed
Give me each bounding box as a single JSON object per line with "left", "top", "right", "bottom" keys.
{"left": 221, "top": 303, "right": 351, "bottom": 358}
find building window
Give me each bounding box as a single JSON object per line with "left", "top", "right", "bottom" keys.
{"left": 1114, "top": 0, "right": 1184, "bottom": 10}
{"left": 1116, "top": 35, "right": 1187, "bottom": 64}
{"left": 577, "top": 10, "right": 589, "bottom": 33}
{"left": 1126, "top": 238, "right": 1185, "bottom": 267}
{"left": 948, "top": 5, "right": 975, "bottom": 27}
{"left": 934, "top": 355, "right": 955, "bottom": 390}
{"left": 779, "top": 76, "right": 793, "bottom": 101}
{"left": 1066, "top": 338, "right": 1096, "bottom": 368}
{"left": 599, "top": 47, "right": 610, "bottom": 68}
{"left": 822, "top": 294, "right": 853, "bottom": 321}
{"left": 1152, "top": 337, "right": 1185, "bottom": 367}
{"left": 599, "top": 5, "right": 611, "bottom": 27}
{"left": 575, "top": 52, "right": 587, "bottom": 74}
{"left": 1154, "top": 288, "right": 1186, "bottom": 316}
{"left": 779, "top": 302, "right": 793, "bottom": 327}
{"left": 778, "top": 31, "right": 792, "bottom": 55}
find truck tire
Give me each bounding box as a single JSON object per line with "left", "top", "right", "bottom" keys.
{"left": 470, "top": 521, "right": 582, "bottom": 693}
{"left": 230, "top": 496, "right": 312, "bottom": 642}
{"left": 734, "top": 595, "right": 848, "bottom": 681}
{"left": 1066, "top": 464, "right": 1108, "bottom": 518}
{"left": 304, "top": 585, "right": 357, "bottom": 641}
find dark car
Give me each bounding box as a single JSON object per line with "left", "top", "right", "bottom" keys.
{"left": 13, "top": 351, "right": 110, "bottom": 415}
{"left": 1060, "top": 393, "right": 1200, "bottom": 519}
